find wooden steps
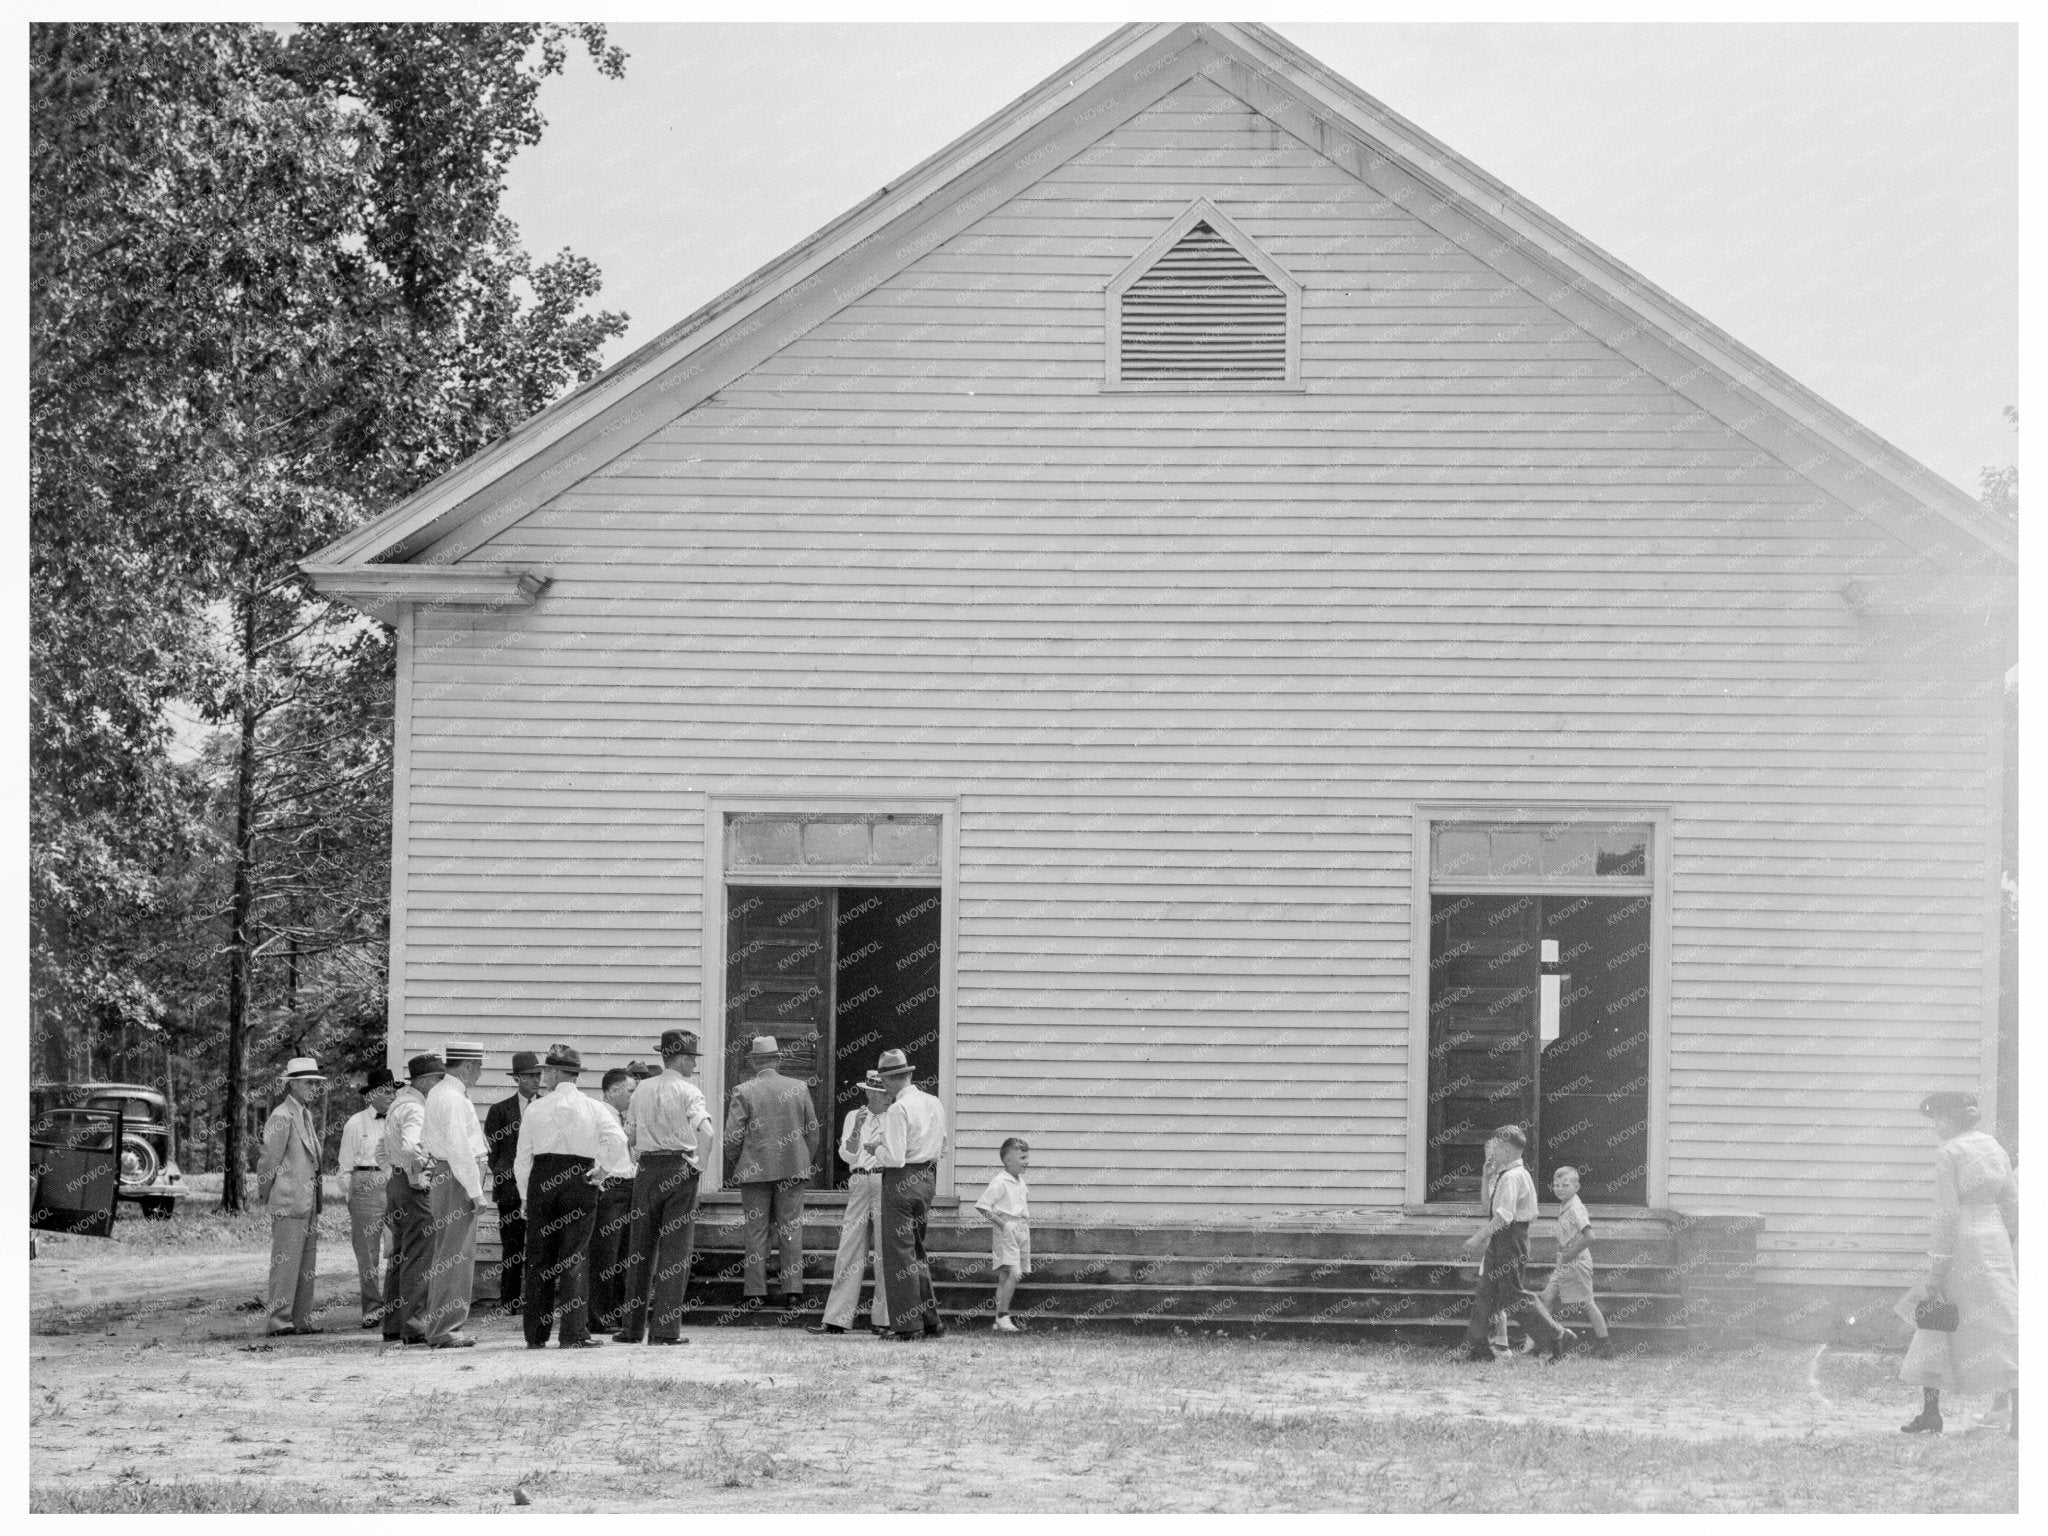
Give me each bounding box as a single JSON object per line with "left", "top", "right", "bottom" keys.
{"left": 648, "top": 1212, "right": 1689, "bottom": 1347}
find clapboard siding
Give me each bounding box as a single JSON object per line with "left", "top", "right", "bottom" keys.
{"left": 394, "top": 76, "right": 2000, "bottom": 1283}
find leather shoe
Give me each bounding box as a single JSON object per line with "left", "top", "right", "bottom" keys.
{"left": 429, "top": 1333, "right": 477, "bottom": 1349}
{"left": 612, "top": 1332, "right": 643, "bottom": 1345}
{"left": 650, "top": 1337, "right": 687, "bottom": 1346}
{"left": 807, "top": 1323, "right": 848, "bottom": 1335}
{"left": 1901, "top": 1408, "right": 1944, "bottom": 1434}
{"left": 564, "top": 1338, "right": 606, "bottom": 1349}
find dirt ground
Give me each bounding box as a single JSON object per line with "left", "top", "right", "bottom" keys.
{"left": 28, "top": 1213, "right": 2021, "bottom": 1513}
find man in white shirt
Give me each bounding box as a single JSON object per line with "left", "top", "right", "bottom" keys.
{"left": 588, "top": 1067, "right": 638, "bottom": 1335}
{"left": 419, "top": 1040, "right": 491, "bottom": 1348}
{"left": 380, "top": 1053, "right": 442, "bottom": 1344}
{"left": 513, "top": 1043, "right": 629, "bottom": 1348}
{"left": 873, "top": 1049, "right": 947, "bottom": 1340}
{"left": 616, "top": 1028, "right": 715, "bottom": 1346}
{"left": 1458, "top": 1123, "right": 1571, "bottom": 1363}
{"left": 339, "top": 1064, "right": 399, "bottom": 1328}
{"left": 809, "top": 1071, "right": 893, "bottom": 1336}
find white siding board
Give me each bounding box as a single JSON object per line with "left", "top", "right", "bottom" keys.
{"left": 393, "top": 77, "right": 2000, "bottom": 1287}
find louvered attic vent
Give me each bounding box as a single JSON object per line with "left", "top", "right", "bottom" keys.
{"left": 1107, "top": 203, "right": 1300, "bottom": 388}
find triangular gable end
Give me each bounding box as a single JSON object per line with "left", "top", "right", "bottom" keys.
{"left": 301, "top": 21, "right": 2013, "bottom": 608}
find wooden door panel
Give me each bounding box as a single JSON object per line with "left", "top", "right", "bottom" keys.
{"left": 726, "top": 886, "right": 834, "bottom": 1187}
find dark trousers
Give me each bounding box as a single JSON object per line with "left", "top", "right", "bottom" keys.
{"left": 619, "top": 1153, "right": 699, "bottom": 1342}
{"left": 588, "top": 1175, "right": 635, "bottom": 1332}
{"left": 740, "top": 1178, "right": 808, "bottom": 1298}
{"left": 381, "top": 1170, "right": 430, "bottom": 1341}
{"left": 493, "top": 1176, "right": 525, "bottom": 1308}
{"left": 880, "top": 1162, "right": 939, "bottom": 1335}
{"left": 523, "top": 1153, "right": 598, "bottom": 1347}
{"left": 1462, "top": 1221, "right": 1563, "bottom": 1352}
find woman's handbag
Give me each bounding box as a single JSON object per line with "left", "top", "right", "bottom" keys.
{"left": 1914, "top": 1294, "right": 1960, "bottom": 1333}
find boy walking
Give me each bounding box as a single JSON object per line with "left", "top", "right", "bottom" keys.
{"left": 1538, "top": 1165, "right": 1613, "bottom": 1357}
{"left": 1459, "top": 1124, "right": 1572, "bottom": 1363}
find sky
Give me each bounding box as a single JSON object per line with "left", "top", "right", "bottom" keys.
{"left": 496, "top": 21, "right": 2016, "bottom": 497}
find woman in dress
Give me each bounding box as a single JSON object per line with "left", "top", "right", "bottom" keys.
{"left": 1899, "top": 1090, "right": 2018, "bottom": 1437}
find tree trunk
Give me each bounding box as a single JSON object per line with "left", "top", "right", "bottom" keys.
{"left": 221, "top": 591, "right": 261, "bottom": 1213}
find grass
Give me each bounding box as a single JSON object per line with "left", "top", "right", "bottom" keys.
{"left": 32, "top": 1479, "right": 343, "bottom": 1513}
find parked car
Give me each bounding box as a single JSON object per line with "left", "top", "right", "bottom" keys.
{"left": 29, "top": 1081, "right": 187, "bottom": 1218}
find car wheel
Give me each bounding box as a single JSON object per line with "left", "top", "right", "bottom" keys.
{"left": 141, "top": 1197, "right": 176, "bottom": 1220}
{"left": 118, "top": 1134, "right": 161, "bottom": 1187}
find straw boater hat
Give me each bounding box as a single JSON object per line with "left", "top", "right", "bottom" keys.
{"left": 282, "top": 1057, "right": 325, "bottom": 1082}
{"left": 544, "top": 1042, "right": 582, "bottom": 1075}
{"left": 876, "top": 1049, "right": 913, "bottom": 1078}
{"left": 861, "top": 1070, "right": 890, "bottom": 1094}
{"left": 443, "top": 1040, "right": 484, "bottom": 1064}
{"left": 748, "top": 1036, "right": 782, "bottom": 1061}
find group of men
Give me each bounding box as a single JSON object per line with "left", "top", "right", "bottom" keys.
{"left": 256, "top": 1028, "right": 951, "bottom": 1346}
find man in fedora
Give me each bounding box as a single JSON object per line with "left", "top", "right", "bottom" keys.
{"left": 723, "top": 1036, "right": 820, "bottom": 1312}
{"left": 484, "top": 1050, "right": 543, "bottom": 1314}
{"left": 418, "top": 1040, "right": 491, "bottom": 1348}
{"left": 617, "top": 1028, "right": 715, "bottom": 1345}
{"left": 339, "top": 1064, "right": 400, "bottom": 1328}
{"left": 513, "top": 1043, "right": 627, "bottom": 1348}
{"left": 256, "top": 1056, "right": 327, "bottom": 1336}
{"left": 874, "top": 1048, "right": 947, "bottom": 1340}
{"left": 809, "top": 1070, "right": 893, "bottom": 1336}
{"left": 381, "top": 1053, "right": 444, "bottom": 1344}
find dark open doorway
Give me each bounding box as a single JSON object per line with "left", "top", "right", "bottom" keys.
{"left": 724, "top": 885, "right": 941, "bottom": 1189}
{"left": 1425, "top": 892, "right": 1650, "bottom": 1204}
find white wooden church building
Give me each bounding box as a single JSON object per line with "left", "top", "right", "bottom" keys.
{"left": 307, "top": 23, "right": 2015, "bottom": 1320}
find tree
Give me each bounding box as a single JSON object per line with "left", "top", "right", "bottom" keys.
{"left": 30, "top": 24, "right": 629, "bottom": 1206}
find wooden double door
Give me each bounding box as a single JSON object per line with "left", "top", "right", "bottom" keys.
{"left": 1426, "top": 893, "right": 1650, "bottom": 1204}
{"left": 724, "top": 885, "right": 942, "bottom": 1188}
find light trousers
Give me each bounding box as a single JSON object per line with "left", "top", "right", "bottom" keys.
{"left": 346, "top": 1175, "right": 386, "bottom": 1319}
{"left": 822, "top": 1170, "right": 889, "bottom": 1329}
{"left": 421, "top": 1160, "right": 478, "bottom": 1343}
{"left": 739, "top": 1177, "right": 807, "bottom": 1298}
{"left": 265, "top": 1214, "right": 319, "bottom": 1333}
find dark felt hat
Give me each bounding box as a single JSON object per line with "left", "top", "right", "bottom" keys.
{"left": 1919, "top": 1090, "right": 1979, "bottom": 1125}
{"left": 510, "top": 1051, "right": 542, "bottom": 1076}
{"left": 407, "top": 1053, "right": 446, "bottom": 1081}
{"left": 361, "top": 1064, "right": 397, "bottom": 1093}
{"left": 658, "top": 1028, "right": 700, "bottom": 1058}
{"left": 876, "top": 1049, "right": 912, "bottom": 1077}
{"left": 544, "top": 1042, "right": 582, "bottom": 1074}
{"left": 631, "top": 1061, "right": 663, "bottom": 1080}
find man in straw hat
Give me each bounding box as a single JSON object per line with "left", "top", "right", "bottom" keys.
{"left": 873, "top": 1048, "right": 948, "bottom": 1340}
{"left": 339, "top": 1064, "right": 400, "bottom": 1328}
{"left": 512, "top": 1043, "right": 627, "bottom": 1348}
{"left": 381, "top": 1053, "right": 445, "bottom": 1344}
{"left": 723, "top": 1035, "right": 820, "bottom": 1312}
{"left": 418, "top": 1040, "right": 491, "bottom": 1348}
{"left": 809, "top": 1070, "right": 894, "bottom": 1336}
{"left": 256, "top": 1056, "right": 328, "bottom": 1336}
{"left": 616, "top": 1027, "right": 716, "bottom": 1345}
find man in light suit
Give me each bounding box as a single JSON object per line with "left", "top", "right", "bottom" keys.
{"left": 808, "top": 1071, "right": 892, "bottom": 1336}
{"left": 723, "top": 1036, "right": 820, "bottom": 1311}
{"left": 256, "top": 1057, "right": 328, "bottom": 1336}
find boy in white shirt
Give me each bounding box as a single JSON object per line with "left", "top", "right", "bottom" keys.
{"left": 974, "top": 1138, "right": 1031, "bottom": 1333}
{"left": 1538, "top": 1165, "right": 1612, "bottom": 1358}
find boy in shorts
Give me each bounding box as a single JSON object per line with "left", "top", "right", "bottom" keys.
{"left": 974, "top": 1138, "right": 1031, "bottom": 1333}
{"left": 1539, "top": 1165, "right": 1613, "bottom": 1358}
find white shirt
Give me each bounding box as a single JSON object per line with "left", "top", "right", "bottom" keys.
{"left": 624, "top": 1070, "right": 714, "bottom": 1161}
{"left": 1488, "top": 1162, "right": 1540, "bottom": 1225}
{"left": 385, "top": 1084, "right": 429, "bottom": 1187}
{"left": 513, "top": 1082, "right": 631, "bottom": 1202}
{"left": 876, "top": 1083, "right": 947, "bottom": 1167}
{"left": 840, "top": 1105, "right": 884, "bottom": 1172}
{"left": 339, "top": 1106, "right": 389, "bottom": 1182}
{"left": 975, "top": 1169, "right": 1029, "bottom": 1230}
{"left": 596, "top": 1101, "right": 636, "bottom": 1180}
{"left": 422, "top": 1075, "right": 490, "bottom": 1201}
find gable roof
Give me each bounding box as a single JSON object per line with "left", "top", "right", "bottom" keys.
{"left": 302, "top": 21, "right": 2014, "bottom": 605}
